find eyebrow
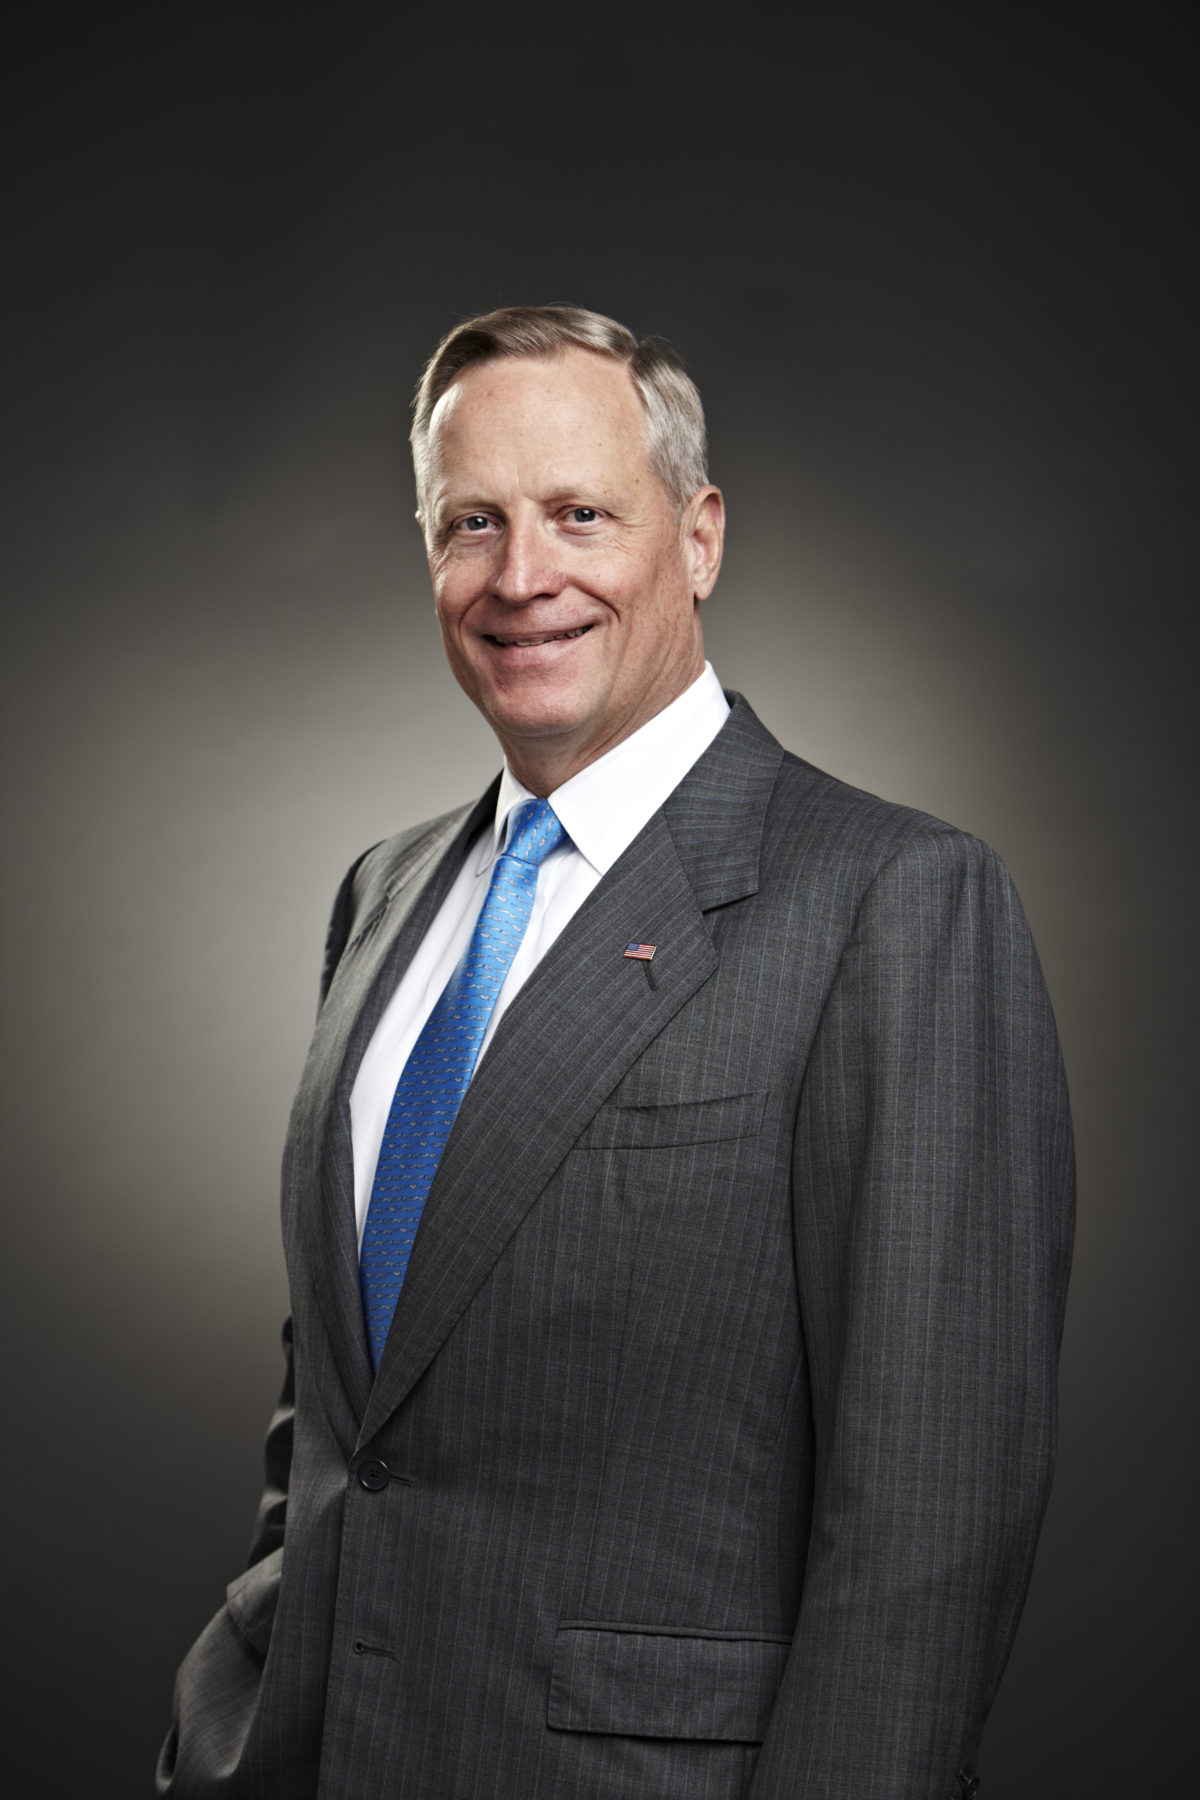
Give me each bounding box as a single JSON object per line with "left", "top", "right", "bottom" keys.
{"left": 434, "top": 484, "right": 623, "bottom": 523}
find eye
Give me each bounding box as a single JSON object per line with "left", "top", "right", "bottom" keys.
{"left": 566, "top": 506, "right": 600, "bottom": 524}
{"left": 457, "top": 514, "right": 492, "bottom": 533}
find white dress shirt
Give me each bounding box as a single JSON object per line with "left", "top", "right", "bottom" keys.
{"left": 349, "top": 663, "right": 730, "bottom": 1241}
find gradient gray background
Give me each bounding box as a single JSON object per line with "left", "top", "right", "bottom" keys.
{"left": 3, "top": 7, "right": 1195, "bottom": 1796}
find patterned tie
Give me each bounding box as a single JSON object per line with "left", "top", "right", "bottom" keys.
{"left": 359, "top": 798, "right": 568, "bottom": 1371}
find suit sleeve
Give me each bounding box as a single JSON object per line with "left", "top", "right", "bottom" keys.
{"left": 244, "top": 1316, "right": 294, "bottom": 1569}
{"left": 750, "top": 829, "right": 1074, "bottom": 1799}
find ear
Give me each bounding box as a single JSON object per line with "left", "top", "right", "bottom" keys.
{"left": 684, "top": 487, "right": 725, "bottom": 600}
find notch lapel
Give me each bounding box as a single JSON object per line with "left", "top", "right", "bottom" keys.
{"left": 284, "top": 792, "right": 496, "bottom": 1426}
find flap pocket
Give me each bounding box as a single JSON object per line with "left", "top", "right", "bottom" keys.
{"left": 548, "top": 1621, "right": 790, "bottom": 1743}
{"left": 225, "top": 1546, "right": 283, "bottom": 1656}
{"left": 579, "top": 1090, "right": 766, "bottom": 1151}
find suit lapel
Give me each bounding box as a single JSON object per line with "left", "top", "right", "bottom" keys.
{"left": 357, "top": 695, "right": 784, "bottom": 1445}
{"left": 288, "top": 791, "right": 497, "bottom": 1426}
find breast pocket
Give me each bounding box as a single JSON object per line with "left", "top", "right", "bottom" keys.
{"left": 576, "top": 1090, "right": 767, "bottom": 1152}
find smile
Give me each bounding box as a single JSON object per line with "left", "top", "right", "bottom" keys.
{"left": 486, "top": 625, "right": 593, "bottom": 648}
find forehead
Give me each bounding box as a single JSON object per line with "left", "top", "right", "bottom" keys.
{"left": 426, "top": 349, "right": 650, "bottom": 484}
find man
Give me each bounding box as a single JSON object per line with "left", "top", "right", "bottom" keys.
{"left": 159, "top": 305, "right": 1074, "bottom": 1800}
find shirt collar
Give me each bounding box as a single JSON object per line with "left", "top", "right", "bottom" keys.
{"left": 476, "top": 663, "right": 730, "bottom": 877}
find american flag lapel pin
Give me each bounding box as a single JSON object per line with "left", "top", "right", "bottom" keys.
{"left": 623, "top": 942, "right": 657, "bottom": 961}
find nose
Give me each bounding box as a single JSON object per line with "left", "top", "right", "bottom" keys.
{"left": 491, "top": 515, "right": 565, "bottom": 605}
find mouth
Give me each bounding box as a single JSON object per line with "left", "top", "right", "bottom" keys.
{"left": 485, "top": 624, "right": 593, "bottom": 648}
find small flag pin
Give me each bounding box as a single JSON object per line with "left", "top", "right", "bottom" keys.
{"left": 623, "top": 942, "right": 657, "bottom": 961}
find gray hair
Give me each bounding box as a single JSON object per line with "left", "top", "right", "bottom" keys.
{"left": 411, "top": 303, "right": 708, "bottom": 520}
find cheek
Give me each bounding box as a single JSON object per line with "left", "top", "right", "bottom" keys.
{"left": 433, "top": 576, "right": 474, "bottom": 635}
{"left": 592, "top": 549, "right": 673, "bottom": 617}
{"left": 433, "top": 604, "right": 477, "bottom": 681}
{"left": 623, "top": 561, "right": 692, "bottom": 636}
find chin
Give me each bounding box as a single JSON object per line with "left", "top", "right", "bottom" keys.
{"left": 489, "top": 699, "right": 594, "bottom": 745}
{"left": 474, "top": 670, "right": 594, "bottom": 730}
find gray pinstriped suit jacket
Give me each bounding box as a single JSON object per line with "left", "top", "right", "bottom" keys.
{"left": 159, "top": 694, "right": 1074, "bottom": 1799}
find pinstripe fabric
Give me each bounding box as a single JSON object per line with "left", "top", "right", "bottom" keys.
{"left": 158, "top": 694, "right": 1074, "bottom": 1800}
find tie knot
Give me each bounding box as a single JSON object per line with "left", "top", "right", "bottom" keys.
{"left": 502, "top": 798, "right": 568, "bottom": 868}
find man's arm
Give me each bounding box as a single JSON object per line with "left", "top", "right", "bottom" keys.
{"left": 244, "top": 1316, "right": 294, "bottom": 1569}
{"left": 752, "top": 828, "right": 1074, "bottom": 1799}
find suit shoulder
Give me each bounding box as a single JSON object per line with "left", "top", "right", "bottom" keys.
{"left": 766, "top": 748, "right": 1007, "bottom": 891}
{"left": 346, "top": 802, "right": 479, "bottom": 915}
{"left": 318, "top": 801, "right": 480, "bottom": 1008}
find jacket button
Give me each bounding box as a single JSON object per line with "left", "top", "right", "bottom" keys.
{"left": 356, "top": 1456, "right": 390, "bottom": 1491}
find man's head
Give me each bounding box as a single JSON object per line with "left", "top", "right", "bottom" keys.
{"left": 411, "top": 305, "right": 709, "bottom": 523}
{"left": 411, "top": 305, "right": 725, "bottom": 796}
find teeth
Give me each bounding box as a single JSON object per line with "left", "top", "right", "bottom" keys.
{"left": 495, "top": 626, "right": 589, "bottom": 647}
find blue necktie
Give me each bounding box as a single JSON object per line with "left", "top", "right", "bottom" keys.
{"left": 359, "top": 798, "right": 568, "bottom": 1371}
